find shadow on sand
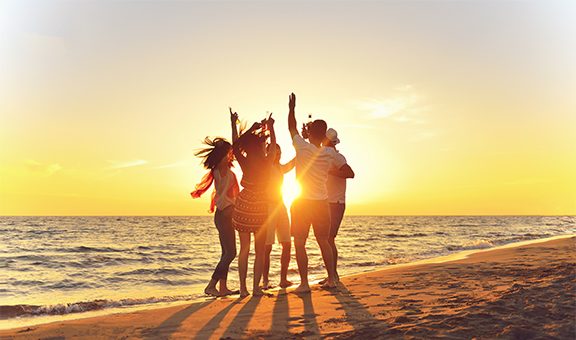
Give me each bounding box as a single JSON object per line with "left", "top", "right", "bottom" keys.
{"left": 324, "top": 283, "right": 386, "bottom": 338}
{"left": 220, "top": 295, "right": 264, "bottom": 338}
{"left": 141, "top": 299, "right": 215, "bottom": 339}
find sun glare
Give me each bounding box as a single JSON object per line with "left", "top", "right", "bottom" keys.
{"left": 282, "top": 176, "right": 301, "bottom": 208}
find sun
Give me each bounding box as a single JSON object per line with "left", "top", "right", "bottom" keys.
{"left": 282, "top": 175, "right": 301, "bottom": 207}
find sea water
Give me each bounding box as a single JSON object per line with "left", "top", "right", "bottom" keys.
{"left": 0, "top": 215, "right": 574, "bottom": 324}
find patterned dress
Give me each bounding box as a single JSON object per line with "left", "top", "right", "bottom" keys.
{"left": 232, "top": 178, "right": 268, "bottom": 233}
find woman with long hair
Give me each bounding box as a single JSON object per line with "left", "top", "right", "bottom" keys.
{"left": 190, "top": 114, "right": 240, "bottom": 297}
{"left": 232, "top": 114, "right": 276, "bottom": 297}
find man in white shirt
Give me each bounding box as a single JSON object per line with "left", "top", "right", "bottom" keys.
{"left": 287, "top": 93, "right": 347, "bottom": 293}
{"left": 324, "top": 128, "right": 355, "bottom": 283}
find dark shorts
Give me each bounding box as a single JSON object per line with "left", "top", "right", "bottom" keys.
{"left": 329, "top": 203, "right": 346, "bottom": 239}
{"left": 290, "top": 199, "right": 331, "bottom": 240}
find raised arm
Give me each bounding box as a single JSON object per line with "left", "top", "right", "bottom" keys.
{"left": 288, "top": 93, "right": 299, "bottom": 138}
{"left": 329, "top": 163, "right": 355, "bottom": 179}
{"left": 233, "top": 122, "right": 261, "bottom": 165}
{"left": 230, "top": 107, "right": 239, "bottom": 144}
{"left": 280, "top": 157, "right": 296, "bottom": 174}
{"left": 266, "top": 114, "right": 277, "bottom": 162}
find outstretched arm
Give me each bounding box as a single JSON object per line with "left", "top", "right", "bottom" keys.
{"left": 288, "top": 93, "right": 299, "bottom": 138}
{"left": 280, "top": 157, "right": 296, "bottom": 174}
{"left": 266, "top": 114, "right": 277, "bottom": 162}
{"left": 230, "top": 107, "right": 239, "bottom": 144}
{"left": 233, "top": 122, "right": 261, "bottom": 165}
{"left": 329, "top": 164, "right": 355, "bottom": 179}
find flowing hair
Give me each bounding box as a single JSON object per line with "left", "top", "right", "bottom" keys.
{"left": 190, "top": 137, "right": 236, "bottom": 213}
{"left": 195, "top": 137, "right": 233, "bottom": 170}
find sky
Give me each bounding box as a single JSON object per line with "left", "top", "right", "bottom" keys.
{"left": 0, "top": 0, "right": 575, "bottom": 216}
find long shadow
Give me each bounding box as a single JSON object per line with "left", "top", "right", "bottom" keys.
{"left": 141, "top": 299, "right": 215, "bottom": 339}
{"left": 330, "top": 283, "right": 386, "bottom": 335}
{"left": 270, "top": 289, "right": 291, "bottom": 335}
{"left": 195, "top": 298, "right": 243, "bottom": 339}
{"left": 294, "top": 292, "right": 320, "bottom": 337}
{"left": 220, "top": 295, "right": 263, "bottom": 338}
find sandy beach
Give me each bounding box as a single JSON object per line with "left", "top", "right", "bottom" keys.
{"left": 1, "top": 236, "right": 574, "bottom": 339}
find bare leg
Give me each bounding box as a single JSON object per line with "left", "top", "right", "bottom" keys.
{"left": 293, "top": 238, "right": 310, "bottom": 293}
{"left": 263, "top": 244, "right": 273, "bottom": 289}
{"left": 279, "top": 241, "right": 293, "bottom": 288}
{"left": 204, "top": 278, "right": 219, "bottom": 296}
{"left": 327, "top": 236, "right": 339, "bottom": 282}
{"left": 238, "top": 231, "right": 251, "bottom": 297}
{"left": 317, "top": 238, "right": 337, "bottom": 288}
{"left": 218, "top": 279, "right": 239, "bottom": 296}
{"left": 253, "top": 228, "right": 267, "bottom": 296}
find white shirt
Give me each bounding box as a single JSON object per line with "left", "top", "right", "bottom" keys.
{"left": 293, "top": 135, "right": 346, "bottom": 200}
{"left": 213, "top": 169, "right": 236, "bottom": 210}
{"left": 327, "top": 150, "right": 347, "bottom": 203}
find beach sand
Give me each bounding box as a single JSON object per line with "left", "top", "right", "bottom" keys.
{"left": 1, "top": 236, "right": 574, "bottom": 339}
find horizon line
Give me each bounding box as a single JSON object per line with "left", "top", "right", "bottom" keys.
{"left": 0, "top": 214, "right": 574, "bottom": 218}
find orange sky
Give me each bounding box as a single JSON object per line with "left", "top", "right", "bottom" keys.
{"left": 1, "top": 1, "right": 575, "bottom": 215}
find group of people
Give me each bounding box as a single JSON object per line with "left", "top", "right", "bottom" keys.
{"left": 191, "top": 93, "right": 354, "bottom": 297}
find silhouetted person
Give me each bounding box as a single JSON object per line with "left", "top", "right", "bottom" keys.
{"left": 322, "top": 128, "right": 354, "bottom": 283}
{"left": 263, "top": 143, "right": 295, "bottom": 289}
{"left": 191, "top": 135, "right": 239, "bottom": 297}
{"left": 287, "top": 93, "right": 346, "bottom": 293}
{"left": 232, "top": 112, "right": 277, "bottom": 297}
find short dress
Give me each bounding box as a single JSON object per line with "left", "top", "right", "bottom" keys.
{"left": 232, "top": 178, "right": 268, "bottom": 233}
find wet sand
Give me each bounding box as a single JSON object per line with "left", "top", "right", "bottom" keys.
{"left": 1, "top": 236, "right": 574, "bottom": 339}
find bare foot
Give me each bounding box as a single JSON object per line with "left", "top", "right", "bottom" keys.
{"left": 321, "top": 279, "right": 338, "bottom": 290}
{"left": 293, "top": 284, "right": 311, "bottom": 294}
{"left": 219, "top": 288, "right": 240, "bottom": 296}
{"left": 253, "top": 288, "right": 273, "bottom": 297}
{"left": 239, "top": 289, "right": 250, "bottom": 298}
{"left": 279, "top": 280, "right": 293, "bottom": 288}
{"left": 204, "top": 286, "right": 220, "bottom": 296}
{"left": 262, "top": 280, "right": 269, "bottom": 289}
{"left": 318, "top": 277, "right": 328, "bottom": 285}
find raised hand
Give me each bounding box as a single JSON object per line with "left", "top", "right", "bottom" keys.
{"left": 301, "top": 123, "right": 309, "bottom": 139}
{"left": 289, "top": 93, "right": 296, "bottom": 111}
{"left": 229, "top": 107, "right": 239, "bottom": 123}
{"left": 267, "top": 113, "right": 275, "bottom": 128}
{"left": 249, "top": 122, "right": 262, "bottom": 132}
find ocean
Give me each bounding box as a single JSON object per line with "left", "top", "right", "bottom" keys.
{"left": 1, "top": 215, "right": 574, "bottom": 327}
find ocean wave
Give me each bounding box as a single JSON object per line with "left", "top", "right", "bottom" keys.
{"left": 66, "top": 246, "right": 124, "bottom": 253}
{"left": 44, "top": 280, "right": 96, "bottom": 290}
{"left": 0, "top": 295, "right": 205, "bottom": 320}
{"left": 384, "top": 232, "right": 428, "bottom": 238}
{"left": 117, "top": 267, "right": 197, "bottom": 277}
{"left": 446, "top": 240, "right": 494, "bottom": 251}
{"left": 7, "top": 280, "right": 45, "bottom": 287}
{"left": 1, "top": 215, "right": 573, "bottom": 318}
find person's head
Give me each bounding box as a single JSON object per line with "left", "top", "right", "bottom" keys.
{"left": 238, "top": 131, "right": 267, "bottom": 158}
{"left": 195, "top": 137, "right": 233, "bottom": 170}
{"left": 324, "top": 128, "right": 340, "bottom": 148}
{"left": 308, "top": 119, "right": 328, "bottom": 144}
{"left": 266, "top": 143, "right": 282, "bottom": 163}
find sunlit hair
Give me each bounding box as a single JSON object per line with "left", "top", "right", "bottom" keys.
{"left": 236, "top": 131, "right": 267, "bottom": 156}
{"left": 266, "top": 143, "right": 281, "bottom": 162}
{"left": 195, "top": 137, "right": 232, "bottom": 170}
{"left": 309, "top": 119, "right": 327, "bottom": 140}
